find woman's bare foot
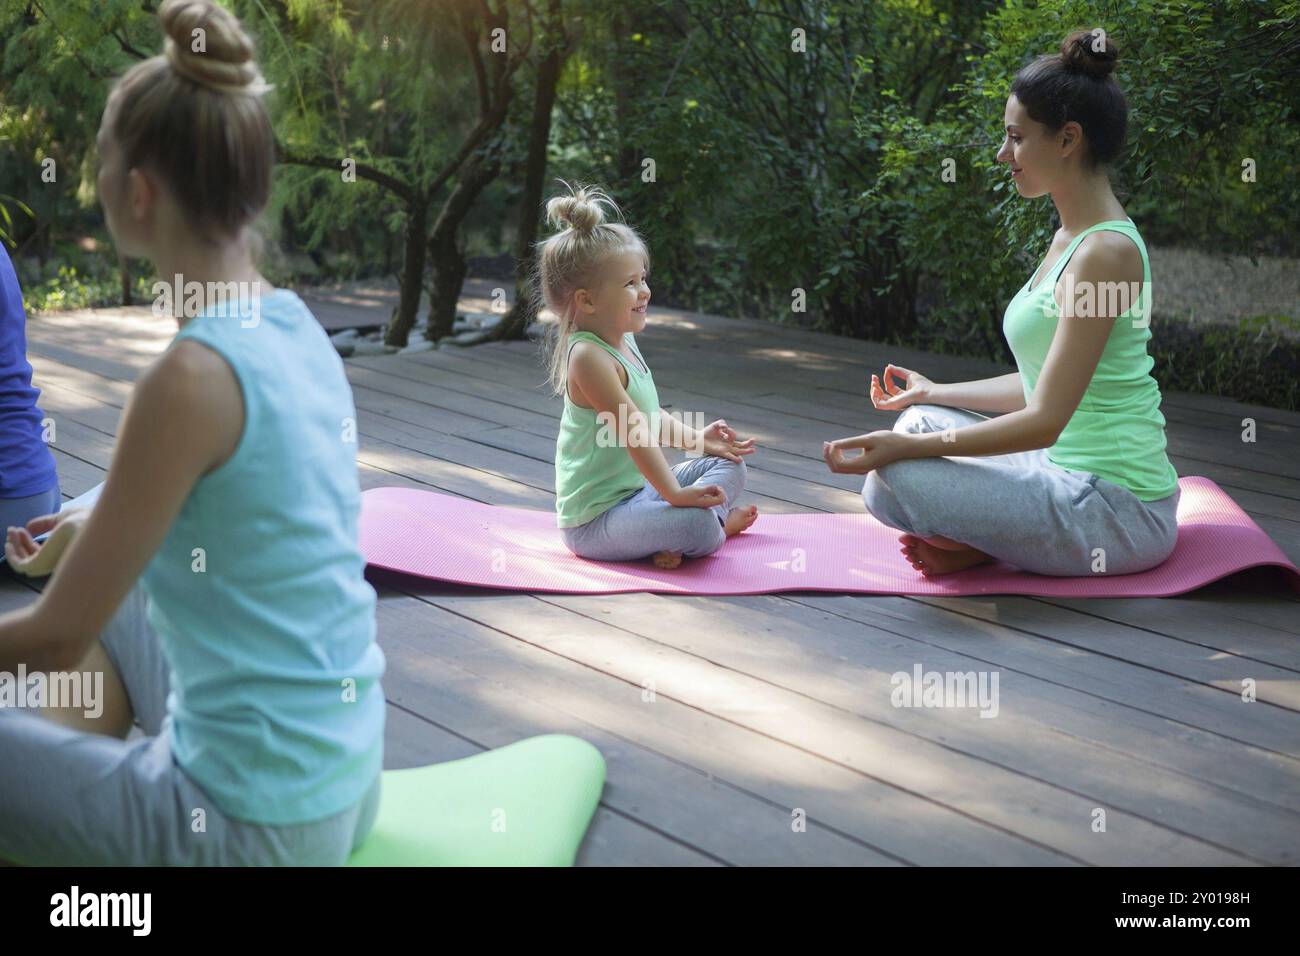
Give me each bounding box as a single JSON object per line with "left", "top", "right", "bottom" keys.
{"left": 724, "top": 505, "right": 759, "bottom": 537}
{"left": 653, "top": 550, "right": 684, "bottom": 569}
{"left": 899, "top": 533, "right": 994, "bottom": 577}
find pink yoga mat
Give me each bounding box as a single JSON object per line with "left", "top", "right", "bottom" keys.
{"left": 359, "top": 477, "right": 1300, "bottom": 597}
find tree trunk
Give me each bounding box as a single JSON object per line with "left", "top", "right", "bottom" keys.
{"left": 119, "top": 251, "right": 132, "bottom": 306}
{"left": 425, "top": 157, "right": 501, "bottom": 341}
{"left": 427, "top": 228, "right": 467, "bottom": 343}
{"left": 609, "top": 9, "right": 639, "bottom": 185}
{"left": 384, "top": 198, "right": 429, "bottom": 347}
{"left": 493, "top": 10, "right": 567, "bottom": 341}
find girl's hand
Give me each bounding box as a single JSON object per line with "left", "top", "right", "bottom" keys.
{"left": 700, "top": 419, "right": 756, "bottom": 463}
{"left": 667, "top": 484, "right": 727, "bottom": 509}
{"left": 823, "top": 431, "right": 909, "bottom": 475}
{"left": 871, "top": 364, "right": 934, "bottom": 411}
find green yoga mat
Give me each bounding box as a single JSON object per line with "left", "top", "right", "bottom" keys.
{"left": 348, "top": 734, "right": 605, "bottom": 867}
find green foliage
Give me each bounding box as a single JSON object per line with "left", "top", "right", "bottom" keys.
{"left": 242, "top": 0, "right": 488, "bottom": 265}
{"left": 0, "top": 193, "right": 34, "bottom": 247}
{"left": 1151, "top": 319, "right": 1298, "bottom": 412}
{"left": 0, "top": 0, "right": 157, "bottom": 258}
{"left": 1, "top": 0, "right": 1296, "bottom": 406}
{"left": 20, "top": 263, "right": 152, "bottom": 312}
{"left": 860, "top": 0, "right": 1300, "bottom": 365}
{"left": 14, "top": 240, "right": 153, "bottom": 312}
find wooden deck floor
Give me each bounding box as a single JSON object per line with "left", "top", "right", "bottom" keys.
{"left": 7, "top": 284, "right": 1300, "bottom": 866}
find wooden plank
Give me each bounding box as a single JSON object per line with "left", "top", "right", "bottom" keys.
{"left": 529, "top": 590, "right": 1300, "bottom": 862}
{"left": 546, "top": 590, "right": 1300, "bottom": 807}
{"left": 900, "top": 595, "right": 1300, "bottom": 708}
{"left": 411, "top": 587, "right": 1251, "bottom": 864}
{"left": 374, "top": 585, "right": 987, "bottom": 864}
{"left": 1028, "top": 588, "right": 1300, "bottom": 670}
{"left": 785, "top": 594, "right": 1300, "bottom": 759}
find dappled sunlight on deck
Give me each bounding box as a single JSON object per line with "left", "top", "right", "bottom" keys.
{"left": 11, "top": 289, "right": 1300, "bottom": 865}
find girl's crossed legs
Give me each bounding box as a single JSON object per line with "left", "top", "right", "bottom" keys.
{"left": 562, "top": 455, "right": 752, "bottom": 565}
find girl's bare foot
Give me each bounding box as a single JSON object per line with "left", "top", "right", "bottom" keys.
{"left": 899, "top": 533, "right": 994, "bottom": 577}
{"left": 724, "top": 505, "right": 759, "bottom": 537}
{"left": 652, "top": 507, "right": 757, "bottom": 569}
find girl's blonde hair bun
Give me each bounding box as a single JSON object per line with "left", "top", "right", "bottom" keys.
{"left": 545, "top": 183, "right": 619, "bottom": 236}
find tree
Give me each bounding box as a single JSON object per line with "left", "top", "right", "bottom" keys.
{"left": 422, "top": 0, "right": 532, "bottom": 343}
{"left": 492, "top": 0, "right": 570, "bottom": 341}
{"left": 251, "top": 0, "right": 530, "bottom": 347}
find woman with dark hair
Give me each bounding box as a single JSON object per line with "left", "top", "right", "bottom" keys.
{"left": 825, "top": 30, "right": 1180, "bottom": 578}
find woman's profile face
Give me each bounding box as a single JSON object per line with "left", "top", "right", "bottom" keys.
{"left": 996, "top": 94, "right": 1053, "bottom": 199}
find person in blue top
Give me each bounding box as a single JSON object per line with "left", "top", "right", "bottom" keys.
{"left": 0, "top": 242, "right": 60, "bottom": 529}
{"left": 0, "top": 0, "right": 384, "bottom": 864}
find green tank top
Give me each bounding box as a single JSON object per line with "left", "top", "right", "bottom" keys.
{"left": 1003, "top": 218, "right": 1177, "bottom": 501}
{"left": 555, "top": 330, "right": 661, "bottom": 527}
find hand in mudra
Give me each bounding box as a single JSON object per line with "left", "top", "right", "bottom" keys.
{"left": 870, "top": 364, "right": 933, "bottom": 411}
{"left": 700, "top": 419, "right": 756, "bottom": 463}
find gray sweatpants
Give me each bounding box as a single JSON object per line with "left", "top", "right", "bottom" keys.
{"left": 0, "top": 483, "right": 61, "bottom": 535}
{"left": 561, "top": 456, "right": 747, "bottom": 561}
{"left": 0, "top": 583, "right": 380, "bottom": 866}
{"left": 862, "top": 404, "right": 1180, "bottom": 576}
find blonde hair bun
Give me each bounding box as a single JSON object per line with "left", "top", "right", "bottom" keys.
{"left": 161, "top": 0, "right": 270, "bottom": 95}
{"left": 545, "top": 183, "right": 618, "bottom": 235}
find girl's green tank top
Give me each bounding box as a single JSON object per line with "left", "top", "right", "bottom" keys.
{"left": 1002, "top": 218, "right": 1178, "bottom": 501}
{"left": 554, "top": 330, "right": 661, "bottom": 527}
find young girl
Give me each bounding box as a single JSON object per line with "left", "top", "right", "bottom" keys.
{"left": 0, "top": 241, "right": 60, "bottom": 530}
{"left": 825, "top": 30, "right": 1180, "bottom": 578}
{"left": 539, "top": 185, "right": 758, "bottom": 569}
{"left": 0, "top": 0, "right": 383, "bottom": 864}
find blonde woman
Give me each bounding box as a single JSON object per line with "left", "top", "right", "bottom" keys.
{"left": 0, "top": 0, "right": 383, "bottom": 864}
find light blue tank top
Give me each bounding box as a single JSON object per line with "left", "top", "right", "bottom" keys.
{"left": 140, "top": 288, "right": 384, "bottom": 826}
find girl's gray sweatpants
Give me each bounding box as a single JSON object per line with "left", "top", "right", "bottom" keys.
{"left": 862, "top": 404, "right": 1180, "bottom": 576}
{"left": 0, "top": 583, "right": 380, "bottom": 866}
{"left": 562, "top": 455, "right": 747, "bottom": 561}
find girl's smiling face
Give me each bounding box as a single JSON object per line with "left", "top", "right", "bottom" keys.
{"left": 580, "top": 249, "right": 650, "bottom": 334}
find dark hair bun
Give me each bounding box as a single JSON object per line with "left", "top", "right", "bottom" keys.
{"left": 1060, "top": 28, "right": 1118, "bottom": 79}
